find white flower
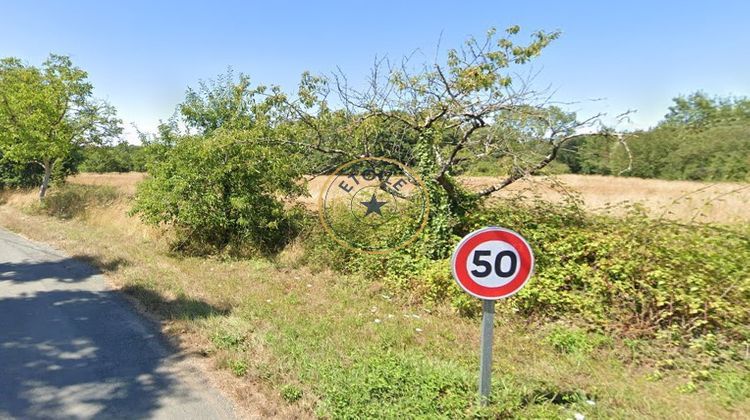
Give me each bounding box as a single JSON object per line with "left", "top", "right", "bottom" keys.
{"left": 574, "top": 413, "right": 585, "bottom": 420}
{"left": 374, "top": 319, "right": 382, "bottom": 324}
{"left": 306, "top": 284, "right": 312, "bottom": 288}
{"left": 586, "top": 400, "right": 596, "bottom": 406}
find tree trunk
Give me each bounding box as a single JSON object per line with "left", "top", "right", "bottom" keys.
{"left": 39, "top": 161, "right": 52, "bottom": 201}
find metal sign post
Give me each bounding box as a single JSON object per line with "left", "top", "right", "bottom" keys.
{"left": 451, "top": 227, "right": 535, "bottom": 407}
{"left": 478, "top": 299, "right": 495, "bottom": 405}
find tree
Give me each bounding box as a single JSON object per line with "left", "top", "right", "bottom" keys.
{"left": 662, "top": 91, "right": 750, "bottom": 130}
{"left": 79, "top": 142, "right": 148, "bottom": 173}
{"left": 272, "top": 27, "right": 612, "bottom": 254}
{"left": 132, "top": 71, "right": 308, "bottom": 254}
{"left": 178, "top": 69, "right": 272, "bottom": 135}
{"left": 560, "top": 92, "right": 750, "bottom": 182}
{"left": 0, "top": 54, "right": 122, "bottom": 199}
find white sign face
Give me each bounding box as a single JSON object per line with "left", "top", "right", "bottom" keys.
{"left": 465, "top": 240, "right": 521, "bottom": 288}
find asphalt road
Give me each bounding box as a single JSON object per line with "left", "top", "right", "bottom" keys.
{"left": 0, "top": 228, "right": 236, "bottom": 419}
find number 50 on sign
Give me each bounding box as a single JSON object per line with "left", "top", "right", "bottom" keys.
{"left": 451, "top": 227, "right": 534, "bottom": 300}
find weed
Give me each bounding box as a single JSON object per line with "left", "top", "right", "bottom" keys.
{"left": 211, "top": 330, "right": 245, "bottom": 350}
{"left": 226, "top": 359, "right": 248, "bottom": 377}
{"left": 281, "top": 385, "right": 303, "bottom": 403}
{"left": 545, "top": 325, "right": 610, "bottom": 355}
{"left": 708, "top": 367, "right": 750, "bottom": 405}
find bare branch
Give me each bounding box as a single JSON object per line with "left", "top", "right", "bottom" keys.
{"left": 616, "top": 133, "right": 634, "bottom": 176}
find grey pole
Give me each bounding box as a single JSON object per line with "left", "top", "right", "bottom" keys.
{"left": 479, "top": 299, "right": 495, "bottom": 406}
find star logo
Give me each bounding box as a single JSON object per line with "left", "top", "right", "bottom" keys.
{"left": 360, "top": 193, "right": 387, "bottom": 217}
{"left": 319, "top": 157, "right": 430, "bottom": 253}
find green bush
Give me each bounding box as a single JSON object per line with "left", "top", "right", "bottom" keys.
{"left": 465, "top": 157, "right": 570, "bottom": 176}
{"left": 131, "top": 129, "right": 306, "bottom": 255}
{"left": 0, "top": 159, "right": 44, "bottom": 189}
{"left": 1, "top": 149, "right": 83, "bottom": 190}
{"left": 467, "top": 202, "right": 749, "bottom": 340}
{"left": 304, "top": 198, "right": 750, "bottom": 345}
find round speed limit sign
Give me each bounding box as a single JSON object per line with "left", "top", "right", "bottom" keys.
{"left": 451, "top": 227, "right": 534, "bottom": 300}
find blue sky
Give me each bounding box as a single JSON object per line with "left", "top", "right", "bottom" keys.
{"left": 2, "top": 1, "right": 748, "bottom": 142}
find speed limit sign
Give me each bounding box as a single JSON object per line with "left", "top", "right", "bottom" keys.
{"left": 451, "top": 226, "right": 534, "bottom": 405}
{"left": 451, "top": 227, "right": 534, "bottom": 300}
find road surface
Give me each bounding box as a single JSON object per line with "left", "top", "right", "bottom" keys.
{"left": 0, "top": 228, "right": 236, "bottom": 419}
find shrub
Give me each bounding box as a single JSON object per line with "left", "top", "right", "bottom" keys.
{"left": 79, "top": 143, "right": 148, "bottom": 173}
{"left": 131, "top": 129, "right": 306, "bottom": 255}
{"left": 0, "top": 149, "right": 82, "bottom": 190}
{"left": 471, "top": 202, "right": 749, "bottom": 341}
{"left": 304, "top": 197, "right": 750, "bottom": 344}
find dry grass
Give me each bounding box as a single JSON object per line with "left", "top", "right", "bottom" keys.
{"left": 303, "top": 174, "right": 750, "bottom": 224}
{"left": 471, "top": 174, "right": 750, "bottom": 224}
{"left": 69, "top": 172, "right": 750, "bottom": 224}
{"left": 69, "top": 172, "right": 146, "bottom": 196}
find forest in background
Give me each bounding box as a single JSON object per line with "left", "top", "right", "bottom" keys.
{"left": 558, "top": 92, "right": 750, "bottom": 182}
{"left": 464, "top": 92, "right": 750, "bottom": 181}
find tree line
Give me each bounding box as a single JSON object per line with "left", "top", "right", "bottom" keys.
{"left": 557, "top": 92, "right": 750, "bottom": 182}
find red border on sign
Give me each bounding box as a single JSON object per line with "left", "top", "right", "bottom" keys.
{"left": 451, "top": 227, "right": 534, "bottom": 300}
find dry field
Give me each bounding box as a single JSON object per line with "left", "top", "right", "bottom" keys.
{"left": 297, "top": 174, "right": 750, "bottom": 224}
{"left": 69, "top": 172, "right": 146, "bottom": 195}
{"left": 465, "top": 175, "right": 750, "bottom": 224}
{"left": 69, "top": 172, "right": 750, "bottom": 224}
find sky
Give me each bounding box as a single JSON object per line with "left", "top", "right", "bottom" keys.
{"left": 1, "top": 1, "right": 749, "bottom": 143}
